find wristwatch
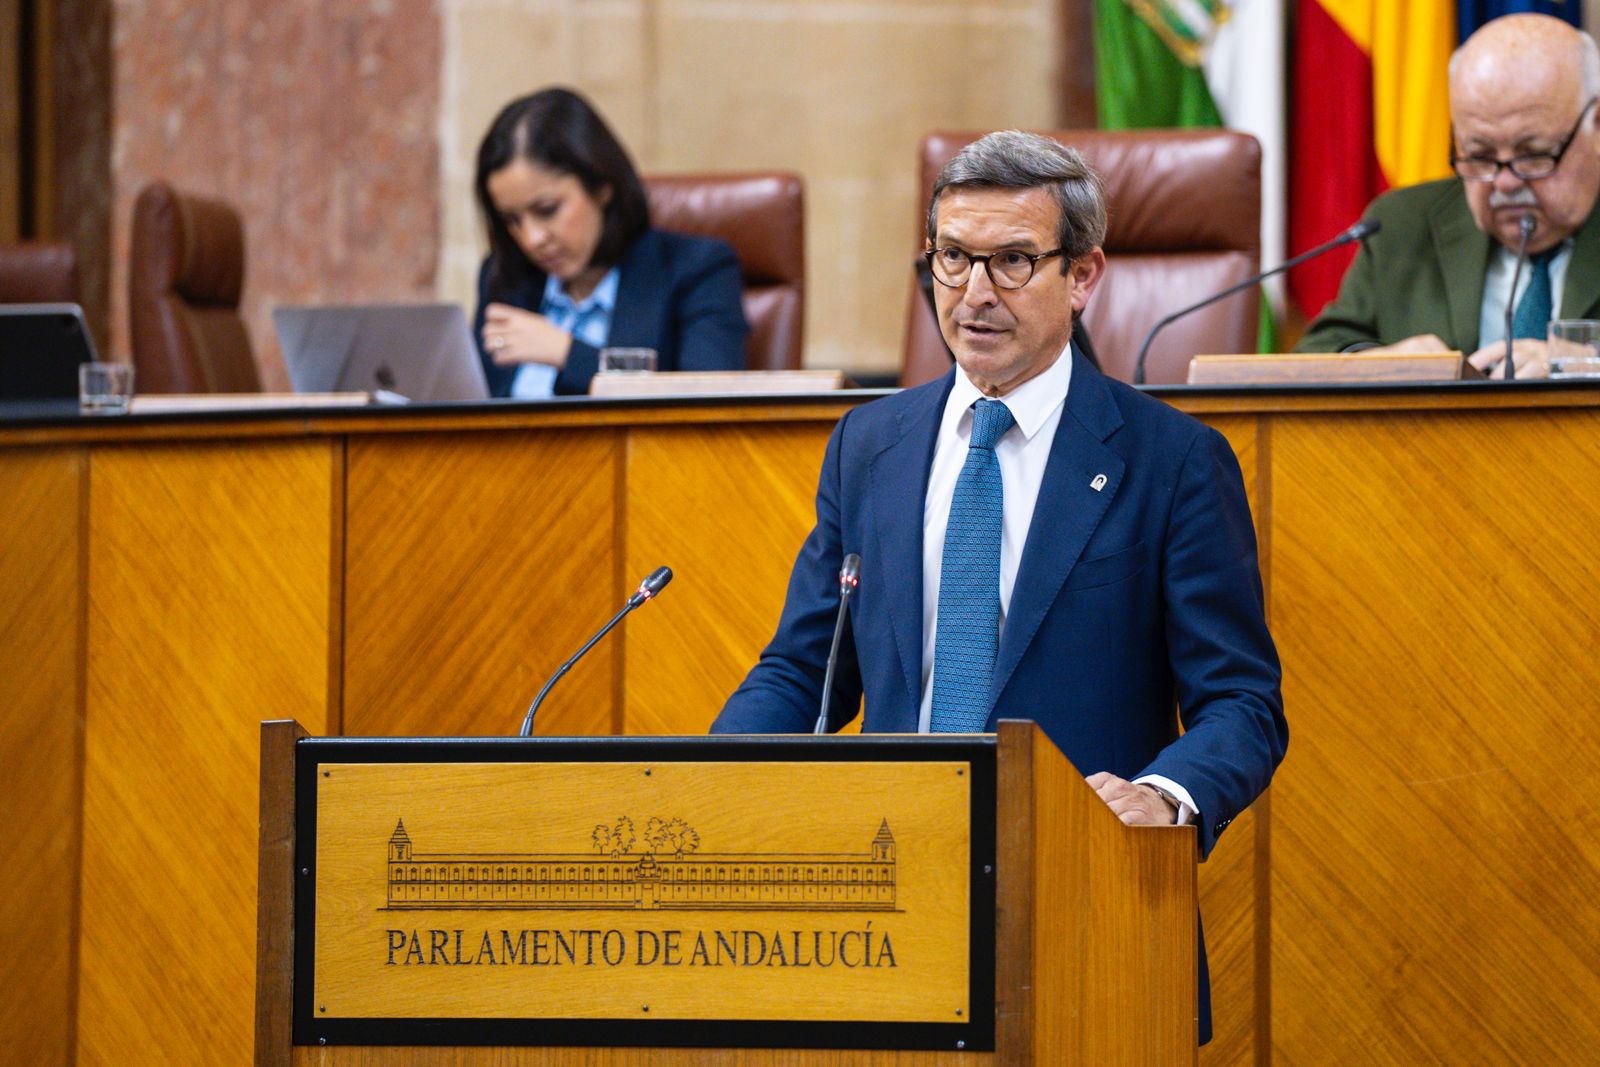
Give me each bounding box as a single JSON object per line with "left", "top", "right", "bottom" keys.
{"left": 1144, "top": 783, "right": 1182, "bottom": 824}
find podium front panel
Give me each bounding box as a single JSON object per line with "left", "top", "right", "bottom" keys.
{"left": 293, "top": 736, "right": 997, "bottom": 1051}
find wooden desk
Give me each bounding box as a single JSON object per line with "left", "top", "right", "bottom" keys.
{"left": 3, "top": 383, "right": 1598, "bottom": 1065}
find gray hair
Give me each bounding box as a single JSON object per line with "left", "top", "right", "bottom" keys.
{"left": 925, "top": 130, "right": 1108, "bottom": 268}
{"left": 1577, "top": 31, "right": 1600, "bottom": 103}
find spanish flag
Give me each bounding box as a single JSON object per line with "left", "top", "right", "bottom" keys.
{"left": 1287, "top": 0, "right": 1456, "bottom": 319}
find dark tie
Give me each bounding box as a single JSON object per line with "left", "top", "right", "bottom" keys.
{"left": 1512, "top": 249, "right": 1559, "bottom": 340}
{"left": 929, "top": 399, "right": 1015, "bottom": 733}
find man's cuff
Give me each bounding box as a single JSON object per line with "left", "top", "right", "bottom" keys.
{"left": 1132, "top": 774, "right": 1197, "bottom": 826}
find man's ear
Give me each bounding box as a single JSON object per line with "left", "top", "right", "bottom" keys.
{"left": 1069, "top": 247, "right": 1107, "bottom": 313}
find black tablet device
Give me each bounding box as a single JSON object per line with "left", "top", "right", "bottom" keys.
{"left": 0, "top": 303, "right": 99, "bottom": 400}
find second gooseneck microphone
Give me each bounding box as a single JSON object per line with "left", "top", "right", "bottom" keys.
{"left": 1503, "top": 213, "right": 1537, "bottom": 382}
{"left": 813, "top": 553, "right": 861, "bottom": 735}
{"left": 518, "top": 566, "right": 672, "bottom": 737}
{"left": 1132, "top": 218, "right": 1382, "bottom": 385}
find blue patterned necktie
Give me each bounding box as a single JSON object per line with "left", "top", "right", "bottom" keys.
{"left": 1512, "top": 249, "right": 1559, "bottom": 340}
{"left": 929, "top": 398, "right": 1015, "bottom": 733}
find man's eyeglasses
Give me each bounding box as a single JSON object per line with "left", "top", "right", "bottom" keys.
{"left": 925, "top": 246, "right": 1065, "bottom": 290}
{"left": 1451, "top": 97, "right": 1599, "bottom": 182}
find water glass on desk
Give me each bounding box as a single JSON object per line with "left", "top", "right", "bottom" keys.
{"left": 78, "top": 361, "right": 135, "bottom": 414}
{"left": 1546, "top": 320, "right": 1600, "bottom": 378}
{"left": 598, "top": 347, "right": 657, "bottom": 374}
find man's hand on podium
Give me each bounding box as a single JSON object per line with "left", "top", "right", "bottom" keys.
{"left": 1087, "top": 771, "right": 1179, "bottom": 826}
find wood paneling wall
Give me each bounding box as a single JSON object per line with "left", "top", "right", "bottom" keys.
{"left": 0, "top": 448, "right": 83, "bottom": 1067}
{"left": 4, "top": 387, "right": 1599, "bottom": 1065}
{"left": 1268, "top": 408, "right": 1600, "bottom": 1061}
{"left": 75, "top": 441, "right": 339, "bottom": 1065}
{"left": 342, "top": 429, "right": 619, "bottom": 738}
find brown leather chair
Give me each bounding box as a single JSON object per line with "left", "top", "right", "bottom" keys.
{"left": 128, "top": 181, "right": 261, "bottom": 392}
{"left": 645, "top": 173, "right": 805, "bottom": 371}
{"left": 0, "top": 241, "right": 79, "bottom": 304}
{"left": 903, "top": 129, "right": 1262, "bottom": 386}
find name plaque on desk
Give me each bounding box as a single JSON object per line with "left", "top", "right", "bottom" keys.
{"left": 293, "top": 739, "right": 996, "bottom": 1050}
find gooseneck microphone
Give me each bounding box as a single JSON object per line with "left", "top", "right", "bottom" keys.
{"left": 1503, "top": 213, "right": 1537, "bottom": 382}
{"left": 813, "top": 553, "right": 861, "bottom": 735}
{"left": 1132, "top": 218, "right": 1383, "bottom": 384}
{"left": 517, "top": 566, "right": 672, "bottom": 737}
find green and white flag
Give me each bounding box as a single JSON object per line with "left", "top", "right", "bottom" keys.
{"left": 1094, "top": 0, "right": 1285, "bottom": 348}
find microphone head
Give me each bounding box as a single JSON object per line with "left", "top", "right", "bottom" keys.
{"left": 1345, "top": 218, "right": 1381, "bottom": 241}
{"left": 637, "top": 566, "right": 673, "bottom": 601}
{"left": 1519, "top": 213, "right": 1537, "bottom": 240}
{"left": 839, "top": 553, "right": 861, "bottom": 594}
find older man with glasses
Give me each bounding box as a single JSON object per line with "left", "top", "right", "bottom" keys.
{"left": 1297, "top": 14, "right": 1600, "bottom": 378}
{"left": 714, "top": 129, "right": 1288, "bottom": 1046}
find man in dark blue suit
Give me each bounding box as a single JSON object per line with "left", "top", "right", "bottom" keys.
{"left": 711, "top": 131, "right": 1287, "bottom": 1044}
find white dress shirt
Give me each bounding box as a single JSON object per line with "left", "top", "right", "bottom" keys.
{"left": 1478, "top": 237, "right": 1573, "bottom": 348}
{"left": 914, "top": 345, "right": 1196, "bottom": 824}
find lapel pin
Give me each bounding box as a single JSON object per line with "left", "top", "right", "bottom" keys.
{"left": 1090, "top": 474, "right": 1107, "bottom": 492}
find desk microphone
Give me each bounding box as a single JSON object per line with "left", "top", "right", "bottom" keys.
{"left": 813, "top": 553, "right": 861, "bottom": 735}
{"left": 1133, "top": 218, "right": 1382, "bottom": 384}
{"left": 1503, "top": 214, "right": 1537, "bottom": 382}
{"left": 517, "top": 566, "right": 672, "bottom": 737}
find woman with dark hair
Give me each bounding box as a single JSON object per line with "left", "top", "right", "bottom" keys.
{"left": 474, "top": 87, "right": 749, "bottom": 396}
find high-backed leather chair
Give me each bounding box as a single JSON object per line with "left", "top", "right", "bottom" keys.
{"left": 0, "top": 241, "right": 79, "bottom": 304}
{"left": 645, "top": 173, "right": 805, "bottom": 371}
{"left": 903, "top": 129, "right": 1262, "bottom": 386}
{"left": 128, "top": 181, "right": 261, "bottom": 392}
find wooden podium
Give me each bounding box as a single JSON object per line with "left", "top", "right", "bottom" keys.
{"left": 256, "top": 719, "right": 1197, "bottom": 1065}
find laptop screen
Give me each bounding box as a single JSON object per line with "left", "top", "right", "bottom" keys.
{"left": 274, "top": 304, "right": 490, "bottom": 403}
{"left": 0, "top": 303, "right": 98, "bottom": 401}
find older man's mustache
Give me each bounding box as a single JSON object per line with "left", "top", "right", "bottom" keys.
{"left": 1489, "top": 187, "right": 1539, "bottom": 209}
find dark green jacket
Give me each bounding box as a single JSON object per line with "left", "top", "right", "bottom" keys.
{"left": 1295, "top": 177, "right": 1600, "bottom": 353}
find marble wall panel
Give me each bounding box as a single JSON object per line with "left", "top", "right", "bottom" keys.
{"left": 50, "top": 0, "right": 113, "bottom": 347}
{"left": 440, "top": 0, "right": 1060, "bottom": 376}
{"left": 110, "top": 0, "right": 440, "bottom": 388}
{"left": 2, "top": 0, "right": 19, "bottom": 241}
{"left": 100, "top": 0, "right": 1060, "bottom": 382}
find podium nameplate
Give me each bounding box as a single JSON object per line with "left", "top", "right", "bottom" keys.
{"left": 293, "top": 737, "right": 997, "bottom": 1051}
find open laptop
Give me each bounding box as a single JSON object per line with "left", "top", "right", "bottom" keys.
{"left": 0, "top": 303, "right": 98, "bottom": 400}
{"left": 274, "top": 303, "right": 491, "bottom": 403}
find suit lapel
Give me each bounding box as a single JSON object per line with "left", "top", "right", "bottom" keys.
{"left": 603, "top": 231, "right": 663, "bottom": 348}
{"left": 989, "top": 353, "right": 1125, "bottom": 713}
{"left": 1562, "top": 207, "right": 1600, "bottom": 319}
{"left": 868, "top": 373, "right": 952, "bottom": 725}
{"left": 1432, "top": 190, "right": 1492, "bottom": 351}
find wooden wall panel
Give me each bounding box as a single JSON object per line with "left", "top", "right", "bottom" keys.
{"left": 622, "top": 423, "right": 833, "bottom": 736}
{"left": 1196, "top": 805, "right": 1261, "bottom": 1066}
{"left": 16, "top": 391, "right": 1597, "bottom": 1065}
{"left": 1193, "top": 414, "right": 1267, "bottom": 1067}
{"left": 0, "top": 448, "right": 83, "bottom": 1067}
{"left": 1268, "top": 410, "right": 1600, "bottom": 1062}
{"left": 343, "top": 431, "right": 618, "bottom": 738}
{"left": 77, "top": 441, "right": 336, "bottom": 1067}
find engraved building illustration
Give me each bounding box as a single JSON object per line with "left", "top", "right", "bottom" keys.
{"left": 386, "top": 818, "right": 898, "bottom": 912}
